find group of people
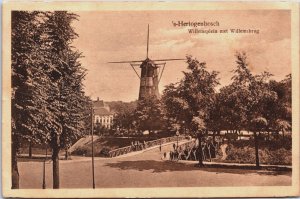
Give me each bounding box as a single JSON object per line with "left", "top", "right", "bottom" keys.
{"left": 131, "top": 140, "right": 147, "bottom": 151}
{"left": 162, "top": 140, "right": 218, "bottom": 161}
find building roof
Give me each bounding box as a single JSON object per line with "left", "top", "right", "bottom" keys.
{"left": 94, "top": 107, "right": 113, "bottom": 116}
{"left": 93, "top": 98, "right": 114, "bottom": 116}
{"left": 93, "top": 100, "right": 105, "bottom": 108}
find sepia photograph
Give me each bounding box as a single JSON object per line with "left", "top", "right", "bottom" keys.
{"left": 2, "top": 2, "right": 300, "bottom": 198}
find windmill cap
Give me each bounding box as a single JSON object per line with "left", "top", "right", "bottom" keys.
{"left": 141, "top": 58, "right": 156, "bottom": 67}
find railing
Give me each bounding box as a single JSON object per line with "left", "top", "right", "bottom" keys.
{"left": 178, "top": 139, "right": 196, "bottom": 149}
{"left": 108, "top": 136, "right": 186, "bottom": 158}
{"left": 170, "top": 139, "right": 221, "bottom": 162}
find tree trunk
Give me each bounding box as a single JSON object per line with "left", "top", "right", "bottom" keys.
{"left": 234, "top": 129, "right": 237, "bottom": 141}
{"left": 52, "top": 147, "right": 60, "bottom": 189}
{"left": 11, "top": 140, "right": 19, "bottom": 189}
{"left": 197, "top": 133, "right": 204, "bottom": 167}
{"left": 29, "top": 141, "right": 32, "bottom": 158}
{"left": 254, "top": 131, "right": 260, "bottom": 169}
{"left": 65, "top": 148, "right": 68, "bottom": 160}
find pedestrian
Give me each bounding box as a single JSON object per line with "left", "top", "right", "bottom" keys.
{"left": 174, "top": 150, "right": 178, "bottom": 161}
{"left": 135, "top": 140, "right": 138, "bottom": 151}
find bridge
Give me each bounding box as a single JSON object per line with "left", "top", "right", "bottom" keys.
{"left": 108, "top": 136, "right": 187, "bottom": 158}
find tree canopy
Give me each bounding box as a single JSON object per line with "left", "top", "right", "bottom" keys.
{"left": 11, "top": 11, "right": 90, "bottom": 189}
{"left": 162, "top": 55, "right": 220, "bottom": 134}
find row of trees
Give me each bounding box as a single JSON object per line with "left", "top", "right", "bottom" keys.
{"left": 162, "top": 53, "right": 291, "bottom": 167}
{"left": 113, "top": 53, "right": 291, "bottom": 167}
{"left": 12, "top": 11, "right": 90, "bottom": 188}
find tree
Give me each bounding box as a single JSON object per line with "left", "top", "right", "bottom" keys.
{"left": 191, "top": 116, "right": 206, "bottom": 166}
{"left": 217, "top": 84, "right": 248, "bottom": 135}
{"left": 12, "top": 11, "right": 87, "bottom": 189}
{"left": 274, "top": 119, "right": 291, "bottom": 138}
{"left": 110, "top": 101, "right": 137, "bottom": 131}
{"left": 161, "top": 83, "right": 190, "bottom": 130}
{"left": 135, "top": 95, "right": 165, "bottom": 132}
{"left": 267, "top": 75, "right": 291, "bottom": 136}
{"left": 250, "top": 117, "right": 268, "bottom": 168}
{"left": 162, "top": 55, "right": 219, "bottom": 166}
{"left": 231, "top": 52, "right": 280, "bottom": 167}
{"left": 11, "top": 11, "right": 50, "bottom": 188}
{"left": 42, "top": 11, "right": 87, "bottom": 188}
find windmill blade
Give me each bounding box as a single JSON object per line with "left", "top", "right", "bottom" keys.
{"left": 147, "top": 24, "right": 149, "bottom": 58}
{"left": 108, "top": 60, "right": 144, "bottom": 64}
{"left": 152, "top": 58, "right": 185, "bottom": 62}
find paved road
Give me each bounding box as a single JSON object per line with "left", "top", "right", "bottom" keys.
{"left": 18, "top": 142, "right": 291, "bottom": 188}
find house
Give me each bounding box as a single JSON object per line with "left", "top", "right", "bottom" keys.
{"left": 93, "top": 98, "right": 114, "bottom": 129}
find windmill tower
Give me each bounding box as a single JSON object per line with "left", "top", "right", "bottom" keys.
{"left": 109, "top": 25, "right": 184, "bottom": 100}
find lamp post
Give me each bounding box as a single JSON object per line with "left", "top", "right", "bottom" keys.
{"left": 91, "top": 107, "right": 95, "bottom": 189}
{"left": 176, "top": 129, "right": 180, "bottom": 148}
{"left": 182, "top": 121, "right": 186, "bottom": 135}
{"left": 42, "top": 145, "right": 47, "bottom": 189}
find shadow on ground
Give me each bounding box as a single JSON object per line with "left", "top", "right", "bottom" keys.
{"left": 105, "top": 160, "right": 291, "bottom": 176}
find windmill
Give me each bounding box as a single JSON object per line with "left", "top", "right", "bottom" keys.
{"left": 108, "top": 25, "right": 185, "bottom": 100}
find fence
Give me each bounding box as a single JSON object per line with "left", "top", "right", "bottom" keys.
{"left": 172, "top": 138, "right": 221, "bottom": 162}
{"left": 177, "top": 139, "right": 196, "bottom": 149}
{"left": 108, "top": 136, "right": 186, "bottom": 158}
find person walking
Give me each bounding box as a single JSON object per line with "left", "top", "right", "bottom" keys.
{"left": 159, "top": 142, "right": 162, "bottom": 152}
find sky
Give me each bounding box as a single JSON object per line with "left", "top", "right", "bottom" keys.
{"left": 72, "top": 10, "right": 291, "bottom": 102}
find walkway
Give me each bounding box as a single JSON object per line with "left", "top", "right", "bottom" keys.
{"left": 18, "top": 141, "right": 291, "bottom": 188}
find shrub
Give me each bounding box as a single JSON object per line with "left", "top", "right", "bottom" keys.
{"left": 226, "top": 145, "right": 256, "bottom": 164}
{"left": 71, "top": 147, "right": 88, "bottom": 156}
{"left": 259, "top": 148, "right": 292, "bottom": 165}
{"left": 224, "top": 145, "right": 291, "bottom": 165}
{"left": 226, "top": 135, "right": 292, "bottom": 150}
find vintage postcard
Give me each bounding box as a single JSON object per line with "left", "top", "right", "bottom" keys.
{"left": 2, "top": 1, "right": 300, "bottom": 198}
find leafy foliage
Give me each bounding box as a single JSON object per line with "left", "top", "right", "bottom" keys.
{"left": 11, "top": 11, "right": 90, "bottom": 188}
{"left": 12, "top": 11, "right": 50, "bottom": 148}
{"left": 161, "top": 52, "right": 291, "bottom": 167}
{"left": 108, "top": 101, "right": 137, "bottom": 130}
{"left": 135, "top": 95, "right": 166, "bottom": 131}
{"left": 162, "top": 55, "right": 220, "bottom": 134}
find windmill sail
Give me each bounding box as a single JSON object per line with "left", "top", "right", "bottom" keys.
{"left": 108, "top": 60, "right": 144, "bottom": 63}
{"left": 107, "top": 25, "right": 185, "bottom": 100}
{"left": 147, "top": 24, "right": 149, "bottom": 58}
